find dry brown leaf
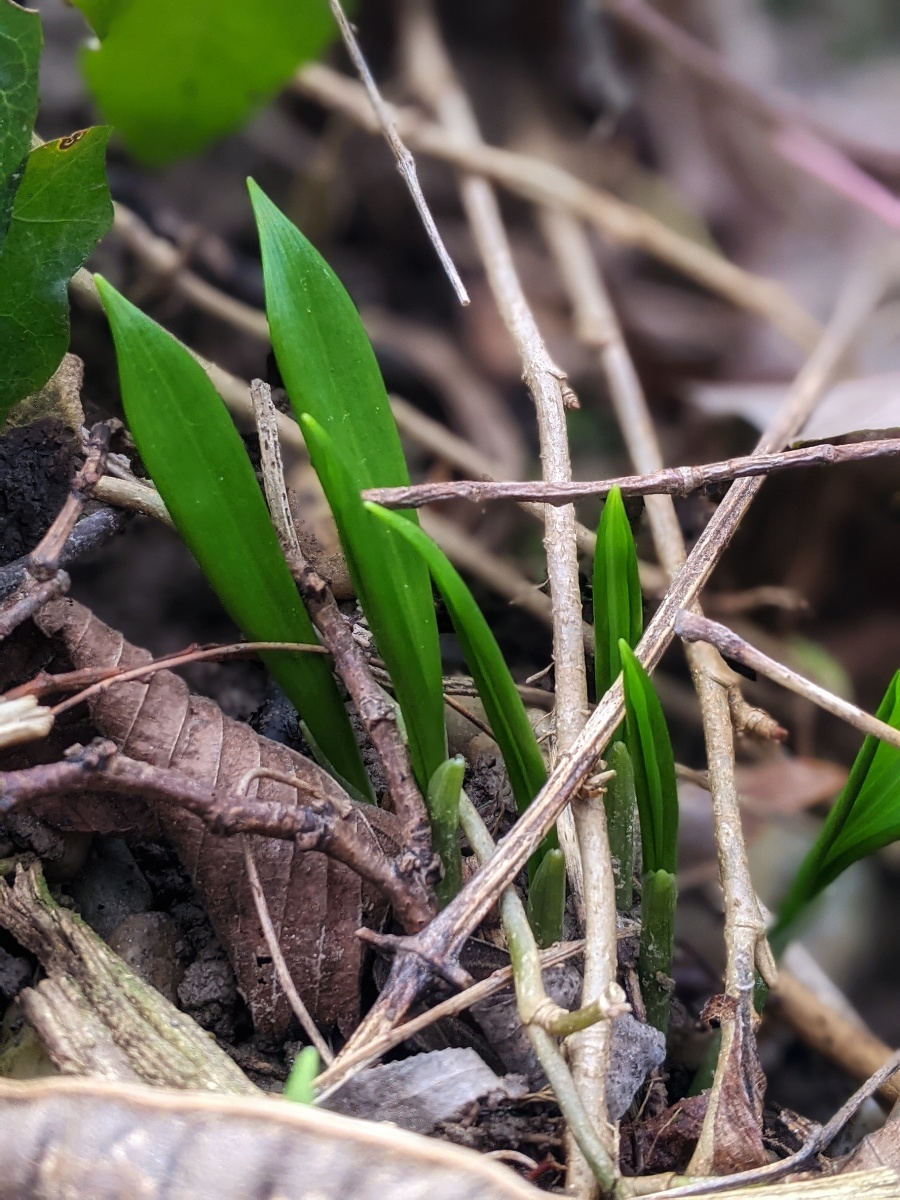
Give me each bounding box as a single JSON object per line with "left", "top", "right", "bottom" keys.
{"left": 689, "top": 994, "right": 768, "bottom": 1175}
{"left": 31, "top": 597, "right": 396, "bottom": 1039}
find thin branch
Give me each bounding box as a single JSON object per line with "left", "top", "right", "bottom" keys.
{"left": 249, "top": 379, "right": 434, "bottom": 869}
{"left": 772, "top": 967, "right": 900, "bottom": 1106}
{"left": 456, "top": 794, "right": 621, "bottom": 1192}
{"left": 326, "top": 0, "right": 468, "bottom": 305}
{"left": 363, "top": 437, "right": 900, "bottom": 509}
{"left": 676, "top": 611, "right": 900, "bottom": 753}
{"left": 0, "top": 424, "right": 113, "bottom": 639}
{"left": 294, "top": 62, "right": 821, "bottom": 349}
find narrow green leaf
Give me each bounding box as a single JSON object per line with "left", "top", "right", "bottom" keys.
{"left": 619, "top": 641, "right": 678, "bottom": 875}
{"left": 593, "top": 487, "right": 643, "bottom": 698}
{"left": 366, "top": 502, "right": 549, "bottom": 827}
{"left": 774, "top": 670, "right": 900, "bottom": 940}
{"left": 94, "top": 277, "right": 372, "bottom": 800}
{"left": 283, "top": 1046, "right": 320, "bottom": 1104}
{"left": 0, "top": 0, "right": 40, "bottom": 243}
{"left": 249, "top": 183, "right": 445, "bottom": 790}
{"left": 0, "top": 130, "right": 113, "bottom": 420}
{"left": 427, "top": 756, "right": 465, "bottom": 908}
{"left": 72, "top": 0, "right": 336, "bottom": 163}
{"left": 639, "top": 868, "right": 676, "bottom": 1034}
{"left": 301, "top": 418, "right": 446, "bottom": 788}
{"left": 604, "top": 741, "right": 636, "bottom": 910}
{"left": 526, "top": 848, "right": 566, "bottom": 949}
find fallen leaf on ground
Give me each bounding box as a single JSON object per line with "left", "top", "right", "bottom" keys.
{"left": 32, "top": 597, "right": 398, "bottom": 1038}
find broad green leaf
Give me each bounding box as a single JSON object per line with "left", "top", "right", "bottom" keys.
{"left": 0, "top": 130, "right": 113, "bottom": 420}
{"left": 0, "top": 0, "right": 40, "bottom": 243}
{"left": 301, "top": 418, "right": 446, "bottom": 790}
{"left": 249, "top": 182, "right": 444, "bottom": 790}
{"left": 94, "top": 277, "right": 372, "bottom": 800}
{"left": 593, "top": 487, "right": 643, "bottom": 698}
{"left": 366, "top": 503, "right": 554, "bottom": 873}
{"left": 526, "top": 848, "right": 565, "bottom": 948}
{"left": 619, "top": 641, "right": 678, "bottom": 875}
{"left": 774, "top": 670, "right": 900, "bottom": 940}
{"left": 72, "top": 0, "right": 336, "bottom": 164}
{"left": 427, "top": 756, "right": 464, "bottom": 908}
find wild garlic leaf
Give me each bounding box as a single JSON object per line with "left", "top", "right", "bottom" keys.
{"left": 619, "top": 641, "right": 678, "bottom": 876}
{"left": 774, "top": 670, "right": 900, "bottom": 940}
{"left": 95, "top": 277, "right": 373, "bottom": 800}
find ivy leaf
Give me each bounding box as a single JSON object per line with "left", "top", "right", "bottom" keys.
{"left": 0, "top": 0, "right": 40, "bottom": 243}
{"left": 72, "top": 0, "right": 336, "bottom": 164}
{"left": 0, "top": 129, "right": 113, "bottom": 420}
{"left": 94, "top": 276, "right": 373, "bottom": 801}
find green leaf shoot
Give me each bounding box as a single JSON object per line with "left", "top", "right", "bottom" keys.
{"left": 619, "top": 640, "right": 678, "bottom": 875}
{"left": 250, "top": 182, "right": 445, "bottom": 790}
{"left": 366, "top": 501, "right": 558, "bottom": 892}
{"left": 604, "top": 741, "right": 636, "bottom": 910}
{"left": 639, "top": 868, "right": 676, "bottom": 1034}
{"left": 301, "top": 417, "right": 446, "bottom": 791}
{"left": 366, "top": 503, "right": 548, "bottom": 818}
{"left": 593, "top": 487, "right": 643, "bottom": 700}
{"left": 0, "top": 0, "right": 40, "bottom": 243}
{"left": 0, "top": 130, "right": 113, "bottom": 420}
{"left": 526, "top": 848, "right": 566, "bottom": 948}
{"left": 71, "top": 0, "right": 336, "bottom": 164}
{"left": 283, "top": 1045, "right": 320, "bottom": 1104}
{"left": 94, "top": 277, "right": 372, "bottom": 800}
{"left": 427, "top": 756, "right": 465, "bottom": 908}
{"left": 773, "top": 669, "right": 900, "bottom": 945}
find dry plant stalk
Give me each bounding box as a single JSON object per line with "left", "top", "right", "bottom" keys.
{"left": 397, "top": 4, "right": 616, "bottom": 1188}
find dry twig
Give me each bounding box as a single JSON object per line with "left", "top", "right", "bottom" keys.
{"left": 250, "top": 379, "right": 434, "bottom": 866}
{"left": 363, "top": 438, "right": 900, "bottom": 509}
{"left": 326, "top": 0, "right": 468, "bottom": 305}
{"left": 676, "top": 612, "right": 900, "bottom": 753}
{"left": 295, "top": 61, "right": 821, "bottom": 348}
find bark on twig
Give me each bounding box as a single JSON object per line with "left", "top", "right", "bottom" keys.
{"left": 676, "top": 612, "right": 900, "bottom": 752}
{"left": 362, "top": 438, "right": 900, "bottom": 509}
